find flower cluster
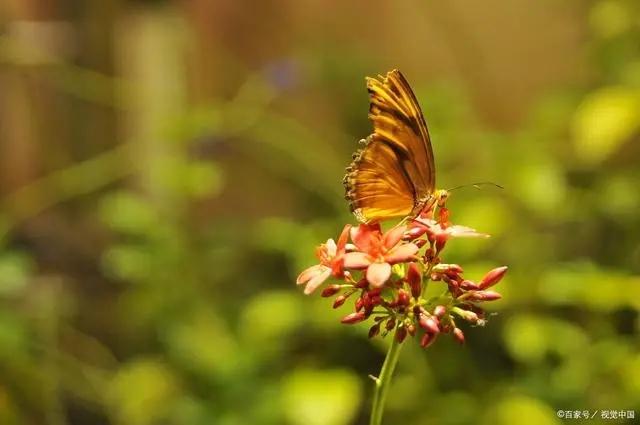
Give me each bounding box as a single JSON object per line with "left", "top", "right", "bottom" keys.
{"left": 296, "top": 200, "right": 508, "bottom": 347}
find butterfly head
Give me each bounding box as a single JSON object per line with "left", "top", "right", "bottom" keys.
{"left": 435, "top": 189, "right": 449, "bottom": 207}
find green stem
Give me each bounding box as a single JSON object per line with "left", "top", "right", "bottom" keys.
{"left": 369, "top": 327, "right": 403, "bottom": 425}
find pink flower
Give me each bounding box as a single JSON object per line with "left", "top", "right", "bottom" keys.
{"left": 342, "top": 224, "right": 419, "bottom": 288}
{"left": 296, "top": 225, "right": 351, "bottom": 294}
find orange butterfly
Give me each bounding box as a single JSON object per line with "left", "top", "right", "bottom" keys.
{"left": 343, "top": 69, "right": 447, "bottom": 224}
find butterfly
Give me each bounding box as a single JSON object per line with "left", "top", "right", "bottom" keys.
{"left": 343, "top": 69, "right": 446, "bottom": 224}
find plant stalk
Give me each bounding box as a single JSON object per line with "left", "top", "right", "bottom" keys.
{"left": 369, "top": 327, "right": 403, "bottom": 425}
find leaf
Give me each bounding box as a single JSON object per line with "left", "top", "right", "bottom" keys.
{"left": 572, "top": 87, "right": 640, "bottom": 164}
{"left": 106, "top": 359, "right": 180, "bottom": 425}
{"left": 281, "top": 368, "right": 362, "bottom": 425}
{"left": 483, "top": 395, "right": 560, "bottom": 425}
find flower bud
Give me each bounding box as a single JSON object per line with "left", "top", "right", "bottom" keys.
{"left": 333, "top": 295, "right": 347, "bottom": 308}
{"left": 453, "top": 327, "right": 465, "bottom": 344}
{"left": 397, "top": 289, "right": 410, "bottom": 306}
{"left": 478, "top": 266, "right": 508, "bottom": 289}
{"left": 469, "top": 290, "right": 502, "bottom": 301}
{"left": 435, "top": 237, "right": 447, "bottom": 253}
{"left": 385, "top": 318, "right": 396, "bottom": 331}
{"left": 355, "top": 297, "right": 365, "bottom": 311}
{"left": 423, "top": 248, "right": 435, "bottom": 262}
{"left": 355, "top": 278, "right": 368, "bottom": 288}
{"left": 362, "top": 292, "right": 371, "bottom": 307}
{"left": 341, "top": 311, "right": 366, "bottom": 324}
{"left": 420, "top": 332, "right": 437, "bottom": 348}
{"left": 418, "top": 315, "right": 440, "bottom": 334}
{"left": 395, "top": 326, "right": 407, "bottom": 343}
{"left": 453, "top": 308, "right": 479, "bottom": 323}
{"left": 414, "top": 239, "right": 428, "bottom": 248}
{"left": 433, "top": 305, "right": 446, "bottom": 317}
{"left": 368, "top": 323, "right": 381, "bottom": 338}
{"left": 432, "top": 264, "right": 463, "bottom": 274}
{"left": 321, "top": 284, "right": 341, "bottom": 297}
{"left": 406, "top": 225, "right": 428, "bottom": 239}
{"left": 460, "top": 280, "right": 479, "bottom": 290}
{"left": 406, "top": 263, "right": 422, "bottom": 298}
{"left": 407, "top": 323, "right": 417, "bottom": 336}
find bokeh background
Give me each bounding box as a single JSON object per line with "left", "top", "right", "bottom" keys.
{"left": 1, "top": 1, "right": 639, "bottom": 424}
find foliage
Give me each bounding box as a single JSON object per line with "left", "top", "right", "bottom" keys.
{"left": 0, "top": 1, "right": 638, "bottom": 424}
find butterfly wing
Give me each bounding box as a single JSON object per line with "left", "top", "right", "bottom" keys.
{"left": 343, "top": 69, "right": 436, "bottom": 223}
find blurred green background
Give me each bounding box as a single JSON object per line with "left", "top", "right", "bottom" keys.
{"left": 0, "top": 1, "right": 639, "bottom": 424}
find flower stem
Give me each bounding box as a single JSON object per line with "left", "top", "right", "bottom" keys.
{"left": 369, "top": 327, "right": 403, "bottom": 425}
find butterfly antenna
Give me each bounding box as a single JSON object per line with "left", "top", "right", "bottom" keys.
{"left": 447, "top": 181, "right": 504, "bottom": 192}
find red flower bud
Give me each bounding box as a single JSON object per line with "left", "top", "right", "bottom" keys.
{"left": 407, "top": 225, "right": 428, "bottom": 239}
{"left": 449, "top": 264, "right": 463, "bottom": 274}
{"left": 406, "top": 263, "right": 422, "bottom": 298}
{"left": 435, "top": 236, "right": 447, "bottom": 253}
{"left": 355, "top": 297, "right": 365, "bottom": 311}
{"left": 433, "top": 305, "right": 446, "bottom": 317}
{"left": 414, "top": 239, "right": 428, "bottom": 248}
{"left": 395, "top": 326, "right": 407, "bottom": 343}
{"left": 341, "top": 311, "right": 366, "bottom": 324}
{"left": 368, "top": 323, "right": 380, "bottom": 338}
{"left": 418, "top": 315, "right": 440, "bottom": 334}
{"left": 333, "top": 295, "right": 346, "bottom": 309}
{"left": 385, "top": 318, "right": 396, "bottom": 331}
{"left": 321, "top": 285, "right": 341, "bottom": 297}
{"left": 424, "top": 248, "right": 435, "bottom": 262}
{"left": 397, "top": 289, "right": 410, "bottom": 306}
{"left": 420, "top": 332, "right": 437, "bottom": 348}
{"left": 478, "top": 266, "right": 508, "bottom": 289}
{"left": 433, "top": 264, "right": 462, "bottom": 274}
{"left": 469, "top": 290, "right": 502, "bottom": 301}
{"left": 460, "top": 280, "right": 479, "bottom": 290}
{"left": 355, "top": 278, "right": 368, "bottom": 288}
{"left": 453, "top": 327, "right": 465, "bottom": 344}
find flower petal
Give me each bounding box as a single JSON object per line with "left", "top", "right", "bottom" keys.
{"left": 336, "top": 224, "right": 352, "bottom": 252}
{"left": 447, "top": 225, "right": 489, "bottom": 238}
{"left": 350, "top": 223, "right": 381, "bottom": 252}
{"left": 296, "top": 264, "right": 325, "bottom": 284}
{"left": 324, "top": 239, "right": 337, "bottom": 257}
{"left": 366, "top": 262, "right": 392, "bottom": 287}
{"left": 414, "top": 218, "right": 438, "bottom": 227}
{"left": 384, "top": 243, "right": 419, "bottom": 264}
{"left": 304, "top": 267, "right": 332, "bottom": 294}
{"left": 343, "top": 252, "right": 372, "bottom": 269}
{"left": 383, "top": 225, "right": 407, "bottom": 249}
